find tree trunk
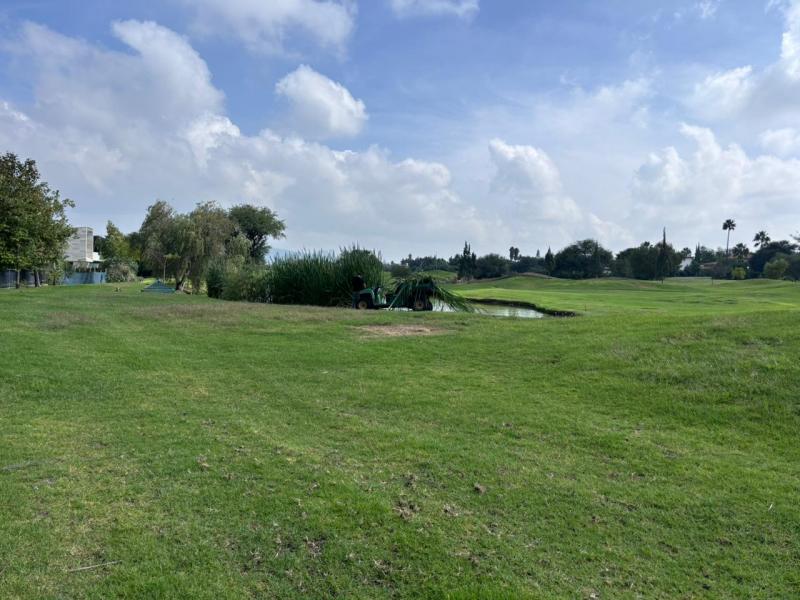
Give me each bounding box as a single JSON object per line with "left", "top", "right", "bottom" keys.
{"left": 15, "top": 268, "right": 20, "bottom": 289}
{"left": 34, "top": 270, "right": 40, "bottom": 288}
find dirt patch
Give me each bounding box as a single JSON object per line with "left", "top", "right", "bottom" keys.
{"left": 358, "top": 325, "right": 445, "bottom": 337}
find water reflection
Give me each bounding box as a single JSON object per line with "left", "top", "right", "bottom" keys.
{"left": 432, "top": 301, "right": 544, "bottom": 319}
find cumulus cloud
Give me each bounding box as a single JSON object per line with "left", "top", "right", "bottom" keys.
{"left": 780, "top": 0, "right": 800, "bottom": 78}
{"left": 0, "top": 20, "right": 489, "bottom": 257}
{"left": 759, "top": 127, "right": 800, "bottom": 155}
{"left": 632, "top": 124, "right": 800, "bottom": 239}
{"left": 182, "top": 0, "right": 356, "bottom": 54}
{"left": 488, "top": 139, "right": 581, "bottom": 223}
{"left": 390, "top": 0, "right": 479, "bottom": 20}
{"left": 689, "top": 66, "right": 755, "bottom": 119}
{"left": 275, "top": 65, "right": 367, "bottom": 139}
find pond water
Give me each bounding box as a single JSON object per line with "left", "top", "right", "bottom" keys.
{"left": 432, "top": 301, "right": 545, "bottom": 319}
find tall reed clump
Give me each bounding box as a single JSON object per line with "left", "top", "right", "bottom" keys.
{"left": 269, "top": 246, "right": 385, "bottom": 306}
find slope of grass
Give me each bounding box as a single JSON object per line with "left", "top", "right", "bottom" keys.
{"left": 1, "top": 282, "right": 799, "bottom": 598}
{"left": 457, "top": 276, "right": 800, "bottom": 316}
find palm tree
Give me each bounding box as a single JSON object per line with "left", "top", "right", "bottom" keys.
{"left": 722, "top": 219, "right": 736, "bottom": 255}
{"left": 753, "top": 230, "right": 771, "bottom": 248}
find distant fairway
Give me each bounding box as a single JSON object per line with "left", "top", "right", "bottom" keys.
{"left": 1, "top": 281, "right": 799, "bottom": 598}
{"left": 458, "top": 275, "right": 800, "bottom": 316}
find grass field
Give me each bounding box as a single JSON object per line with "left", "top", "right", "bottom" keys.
{"left": 1, "top": 279, "right": 799, "bottom": 598}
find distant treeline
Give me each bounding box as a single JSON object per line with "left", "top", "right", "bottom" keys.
{"left": 389, "top": 231, "right": 800, "bottom": 282}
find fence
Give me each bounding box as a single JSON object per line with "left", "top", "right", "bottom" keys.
{"left": 1, "top": 269, "right": 106, "bottom": 288}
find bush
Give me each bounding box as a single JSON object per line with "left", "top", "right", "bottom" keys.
{"left": 205, "top": 258, "right": 227, "bottom": 299}
{"left": 764, "top": 257, "right": 789, "bottom": 280}
{"left": 105, "top": 260, "right": 139, "bottom": 283}
{"left": 731, "top": 266, "right": 747, "bottom": 280}
{"left": 221, "top": 265, "right": 271, "bottom": 302}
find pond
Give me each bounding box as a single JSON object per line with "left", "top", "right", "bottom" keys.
{"left": 432, "top": 301, "right": 545, "bottom": 319}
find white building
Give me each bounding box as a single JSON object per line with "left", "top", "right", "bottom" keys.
{"left": 65, "top": 227, "right": 93, "bottom": 263}
{"left": 65, "top": 227, "right": 102, "bottom": 268}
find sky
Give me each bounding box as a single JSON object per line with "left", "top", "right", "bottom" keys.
{"left": 1, "top": 0, "right": 799, "bottom": 259}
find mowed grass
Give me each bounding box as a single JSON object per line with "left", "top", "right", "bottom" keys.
{"left": 1, "top": 280, "right": 799, "bottom": 598}
{"left": 457, "top": 275, "right": 800, "bottom": 316}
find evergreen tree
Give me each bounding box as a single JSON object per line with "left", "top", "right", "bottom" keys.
{"left": 544, "top": 247, "right": 555, "bottom": 275}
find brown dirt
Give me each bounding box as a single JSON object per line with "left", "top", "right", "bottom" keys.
{"left": 358, "top": 325, "right": 445, "bottom": 337}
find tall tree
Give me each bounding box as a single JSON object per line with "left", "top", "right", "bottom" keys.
{"left": 139, "top": 200, "right": 176, "bottom": 281}
{"left": 753, "top": 230, "right": 771, "bottom": 248}
{"left": 228, "top": 204, "right": 285, "bottom": 263}
{"left": 457, "top": 242, "right": 476, "bottom": 280}
{"left": 544, "top": 247, "right": 555, "bottom": 275}
{"left": 0, "top": 153, "right": 73, "bottom": 287}
{"left": 186, "top": 202, "right": 234, "bottom": 292}
{"left": 655, "top": 228, "right": 673, "bottom": 281}
{"left": 722, "top": 219, "right": 736, "bottom": 255}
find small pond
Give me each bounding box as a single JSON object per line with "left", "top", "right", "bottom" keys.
{"left": 432, "top": 301, "right": 545, "bottom": 319}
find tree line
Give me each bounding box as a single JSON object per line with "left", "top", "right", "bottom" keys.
{"left": 98, "top": 201, "right": 285, "bottom": 290}
{"left": 393, "top": 224, "right": 800, "bottom": 282}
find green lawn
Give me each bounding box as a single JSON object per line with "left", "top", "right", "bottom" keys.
{"left": 1, "top": 280, "right": 799, "bottom": 598}
{"left": 457, "top": 275, "right": 800, "bottom": 316}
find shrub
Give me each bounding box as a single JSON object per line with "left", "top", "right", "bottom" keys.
{"left": 221, "top": 265, "right": 271, "bottom": 302}
{"left": 764, "top": 257, "right": 789, "bottom": 280}
{"left": 731, "top": 266, "right": 747, "bottom": 280}
{"left": 105, "top": 260, "right": 139, "bottom": 283}
{"left": 205, "top": 258, "right": 227, "bottom": 299}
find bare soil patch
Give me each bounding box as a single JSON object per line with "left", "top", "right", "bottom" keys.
{"left": 358, "top": 325, "right": 446, "bottom": 337}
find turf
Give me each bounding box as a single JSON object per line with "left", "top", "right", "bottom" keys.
{"left": 1, "top": 279, "right": 799, "bottom": 598}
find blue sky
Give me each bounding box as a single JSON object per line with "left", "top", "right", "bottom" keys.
{"left": 1, "top": 0, "right": 799, "bottom": 258}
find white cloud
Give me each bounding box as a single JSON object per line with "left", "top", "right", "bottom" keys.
{"left": 182, "top": 0, "right": 356, "bottom": 54}
{"left": 0, "top": 21, "right": 490, "bottom": 257}
{"left": 275, "top": 65, "right": 367, "bottom": 139}
{"left": 390, "top": 0, "right": 479, "bottom": 20}
{"left": 632, "top": 124, "right": 800, "bottom": 239}
{"left": 689, "top": 66, "right": 754, "bottom": 119}
{"left": 488, "top": 139, "right": 581, "bottom": 223}
{"left": 781, "top": 0, "right": 800, "bottom": 78}
{"left": 759, "top": 127, "right": 800, "bottom": 155}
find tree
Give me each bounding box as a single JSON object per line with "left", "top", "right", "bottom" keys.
{"left": 508, "top": 246, "right": 520, "bottom": 262}
{"left": 184, "top": 202, "right": 234, "bottom": 292}
{"left": 787, "top": 255, "right": 800, "bottom": 281}
{"left": 655, "top": 228, "right": 674, "bottom": 281}
{"left": 457, "top": 242, "right": 476, "bottom": 280}
{"left": 552, "top": 240, "right": 613, "bottom": 279}
{"left": 475, "top": 254, "right": 509, "bottom": 279}
{"left": 615, "top": 238, "right": 680, "bottom": 280}
{"left": 731, "top": 242, "right": 750, "bottom": 260}
{"left": 749, "top": 240, "right": 798, "bottom": 276}
{"left": 139, "top": 201, "right": 176, "bottom": 281}
{"left": 0, "top": 153, "right": 73, "bottom": 287}
{"left": 764, "top": 257, "right": 789, "bottom": 280}
{"left": 722, "top": 219, "right": 736, "bottom": 255}
{"left": 229, "top": 204, "right": 285, "bottom": 263}
{"left": 753, "top": 230, "right": 771, "bottom": 248}
{"left": 544, "top": 247, "right": 555, "bottom": 275}
{"left": 102, "top": 221, "right": 138, "bottom": 282}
